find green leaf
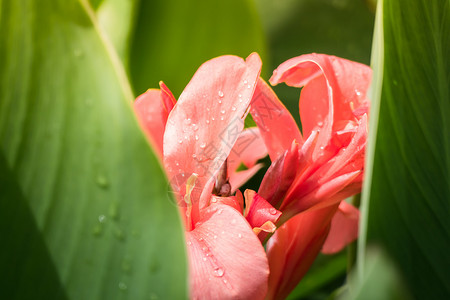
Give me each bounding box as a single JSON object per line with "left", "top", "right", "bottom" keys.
{"left": 129, "top": 0, "right": 267, "bottom": 96}
{"left": 0, "top": 0, "right": 187, "bottom": 299}
{"left": 345, "top": 248, "right": 412, "bottom": 300}
{"left": 360, "top": 0, "right": 450, "bottom": 298}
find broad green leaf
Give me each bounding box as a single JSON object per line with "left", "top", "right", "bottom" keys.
{"left": 129, "top": 0, "right": 267, "bottom": 96}
{"left": 361, "top": 0, "right": 450, "bottom": 298}
{"left": 0, "top": 0, "right": 187, "bottom": 299}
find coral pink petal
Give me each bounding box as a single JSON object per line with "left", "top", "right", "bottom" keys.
{"left": 159, "top": 81, "right": 177, "bottom": 112}
{"left": 229, "top": 163, "right": 264, "bottom": 193}
{"left": 244, "top": 190, "right": 282, "bottom": 235}
{"left": 269, "top": 54, "right": 371, "bottom": 152}
{"left": 322, "top": 201, "right": 360, "bottom": 254}
{"left": 227, "top": 127, "right": 267, "bottom": 172}
{"left": 134, "top": 88, "right": 171, "bottom": 159}
{"left": 210, "top": 195, "right": 243, "bottom": 214}
{"left": 250, "top": 78, "right": 303, "bottom": 160}
{"left": 186, "top": 204, "right": 269, "bottom": 300}
{"left": 265, "top": 206, "right": 337, "bottom": 300}
{"left": 258, "top": 141, "right": 300, "bottom": 209}
{"left": 163, "top": 53, "right": 262, "bottom": 219}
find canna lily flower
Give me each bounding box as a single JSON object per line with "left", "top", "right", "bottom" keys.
{"left": 135, "top": 53, "right": 281, "bottom": 299}
{"left": 249, "top": 54, "right": 371, "bottom": 299}
{"left": 134, "top": 52, "right": 371, "bottom": 300}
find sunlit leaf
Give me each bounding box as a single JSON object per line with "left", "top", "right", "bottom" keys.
{"left": 0, "top": 0, "right": 187, "bottom": 299}
{"left": 361, "top": 0, "right": 450, "bottom": 298}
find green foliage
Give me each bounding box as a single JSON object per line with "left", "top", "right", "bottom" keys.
{"left": 362, "top": 0, "right": 450, "bottom": 298}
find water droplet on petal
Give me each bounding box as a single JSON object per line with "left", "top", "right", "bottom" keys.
{"left": 203, "top": 257, "right": 207, "bottom": 261}
{"left": 320, "top": 146, "right": 325, "bottom": 150}
{"left": 220, "top": 116, "right": 224, "bottom": 121}
{"left": 192, "top": 154, "right": 197, "bottom": 158}
{"left": 218, "top": 90, "right": 224, "bottom": 97}
{"left": 211, "top": 117, "right": 215, "bottom": 121}
{"left": 218, "top": 100, "right": 222, "bottom": 104}
{"left": 195, "top": 135, "right": 199, "bottom": 140}
{"left": 178, "top": 139, "right": 183, "bottom": 144}
{"left": 355, "top": 89, "right": 361, "bottom": 96}
{"left": 231, "top": 106, "right": 236, "bottom": 111}
{"left": 185, "top": 118, "right": 192, "bottom": 125}
{"left": 200, "top": 142, "right": 206, "bottom": 149}
{"left": 238, "top": 94, "right": 242, "bottom": 98}
{"left": 243, "top": 80, "right": 248, "bottom": 84}
{"left": 192, "top": 123, "right": 199, "bottom": 131}
{"left": 247, "top": 84, "right": 251, "bottom": 89}
{"left": 98, "top": 215, "right": 106, "bottom": 223}
{"left": 238, "top": 233, "right": 242, "bottom": 238}
{"left": 269, "top": 208, "right": 277, "bottom": 215}
{"left": 206, "top": 120, "right": 210, "bottom": 124}
{"left": 213, "top": 267, "right": 224, "bottom": 277}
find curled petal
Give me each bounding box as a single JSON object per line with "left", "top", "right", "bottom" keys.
{"left": 229, "top": 163, "right": 264, "bottom": 193}
{"left": 270, "top": 54, "right": 371, "bottom": 158}
{"left": 186, "top": 204, "right": 269, "bottom": 300}
{"left": 227, "top": 127, "right": 267, "bottom": 172}
{"left": 250, "top": 78, "right": 303, "bottom": 160}
{"left": 322, "top": 201, "right": 360, "bottom": 254}
{"left": 244, "top": 190, "right": 282, "bottom": 240}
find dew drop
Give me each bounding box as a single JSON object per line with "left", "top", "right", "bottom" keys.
{"left": 192, "top": 154, "right": 197, "bottom": 158}
{"left": 213, "top": 235, "right": 217, "bottom": 239}
{"left": 195, "top": 135, "right": 199, "bottom": 140}
{"left": 187, "top": 241, "right": 192, "bottom": 246}
{"left": 200, "top": 142, "right": 206, "bottom": 149}
{"left": 238, "top": 94, "right": 242, "bottom": 98}
{"left": 218, "top": 99, "right": 222, "bottom": 104}
{"left": 218, "top": 90, "right": 224, "bottom": 97}
{"left": 238, "top": 233, "right": 242, "bottom": 238}
{"left": 220, "top": 116, "right": 224, "bottom": 121}
{"left": 202, "top": 246, "right": 208, "bottom": 251}
{"left": 178, "top": 139, "right": 183, "bottom": 144}
{"left": 211, "top": 117, "right": 215, "bottom": 121}
{"left": 269, "top": 208, "right": 277, "bottom": 215}
{"left": 317, "top": 121, "right": 323, "bottom": 126}
{"left": 192, "top": 123, "right": 199, "bottom": 131}
{"left": 231, "top": 106, "right": 236, "bottom": 111}
{"left": 223, "top": 279, "right": 228, "bottom": 284}
{"left": 185, "top": 118, "right": 192, "bottom": 125}
{"left": 217, "top": 209, "right": 223, "bottom": 215}
{"left": 98, "top": 215, "right": 106, "bottom": 223}
{"left": 96, "top": 175, "right": 109, "bottom": 189}
{"left": 184, "top": 135, "right": 188, "bottom": 140}
{"left": 355, "top": 89, "right": 361, "bottom": 96}
{"left": 320, "top": 146, "right": 325, "bottom": 150}
{"left": 243, "top": 80, "right": 248, "bottom": 84}
{"left": 206, "top": 119, "right": 210, "bottom": 124}
{"left": 203, "top": 257, "right": 207, "bottom": 261}
{"left": 247, "top": 84, "right": 251, "bottom": 89}
{"left": 213, "top": 267, "right": 225, "bottom": 277}
{"left": 118, "top": 282, "right": 128, "bottom": 291}
{"left": 211, "top": 197, "right": 217, "bottom": 203}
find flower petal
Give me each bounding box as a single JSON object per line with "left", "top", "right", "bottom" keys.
{"left": 163, "top": 53, "right": 262, "bottom": 222}
{"left": 270, "top": 54, "right": 371, "bottom": 161}
{"left": 322, "top": 201, "right": 360, "bottom": 254}
{"left": 227, "top": 127, "right": 267, "bottom": 172}
{"left": 186, "top": 204, "right": 269, "bottom": 300}
{"left": 244, "top": 190, "right": 282, "bottom": 240}
{"left": 229, "top": 163, "right": 264, "bottom": 193}
{"left": 134, "top": 87, "right": 173, "bottom": 158}
{"left": 250, "top": 78, "right": 303, "bottom": 160}
{"left": 265, "top": 206, "right": 337, "bottom": 300}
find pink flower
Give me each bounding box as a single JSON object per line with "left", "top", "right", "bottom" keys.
{"left": 134, "top": 53, "right": 371, "bottom": 300}
{"left": 251, "top": 54, "right": 370, "bottom": 299}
